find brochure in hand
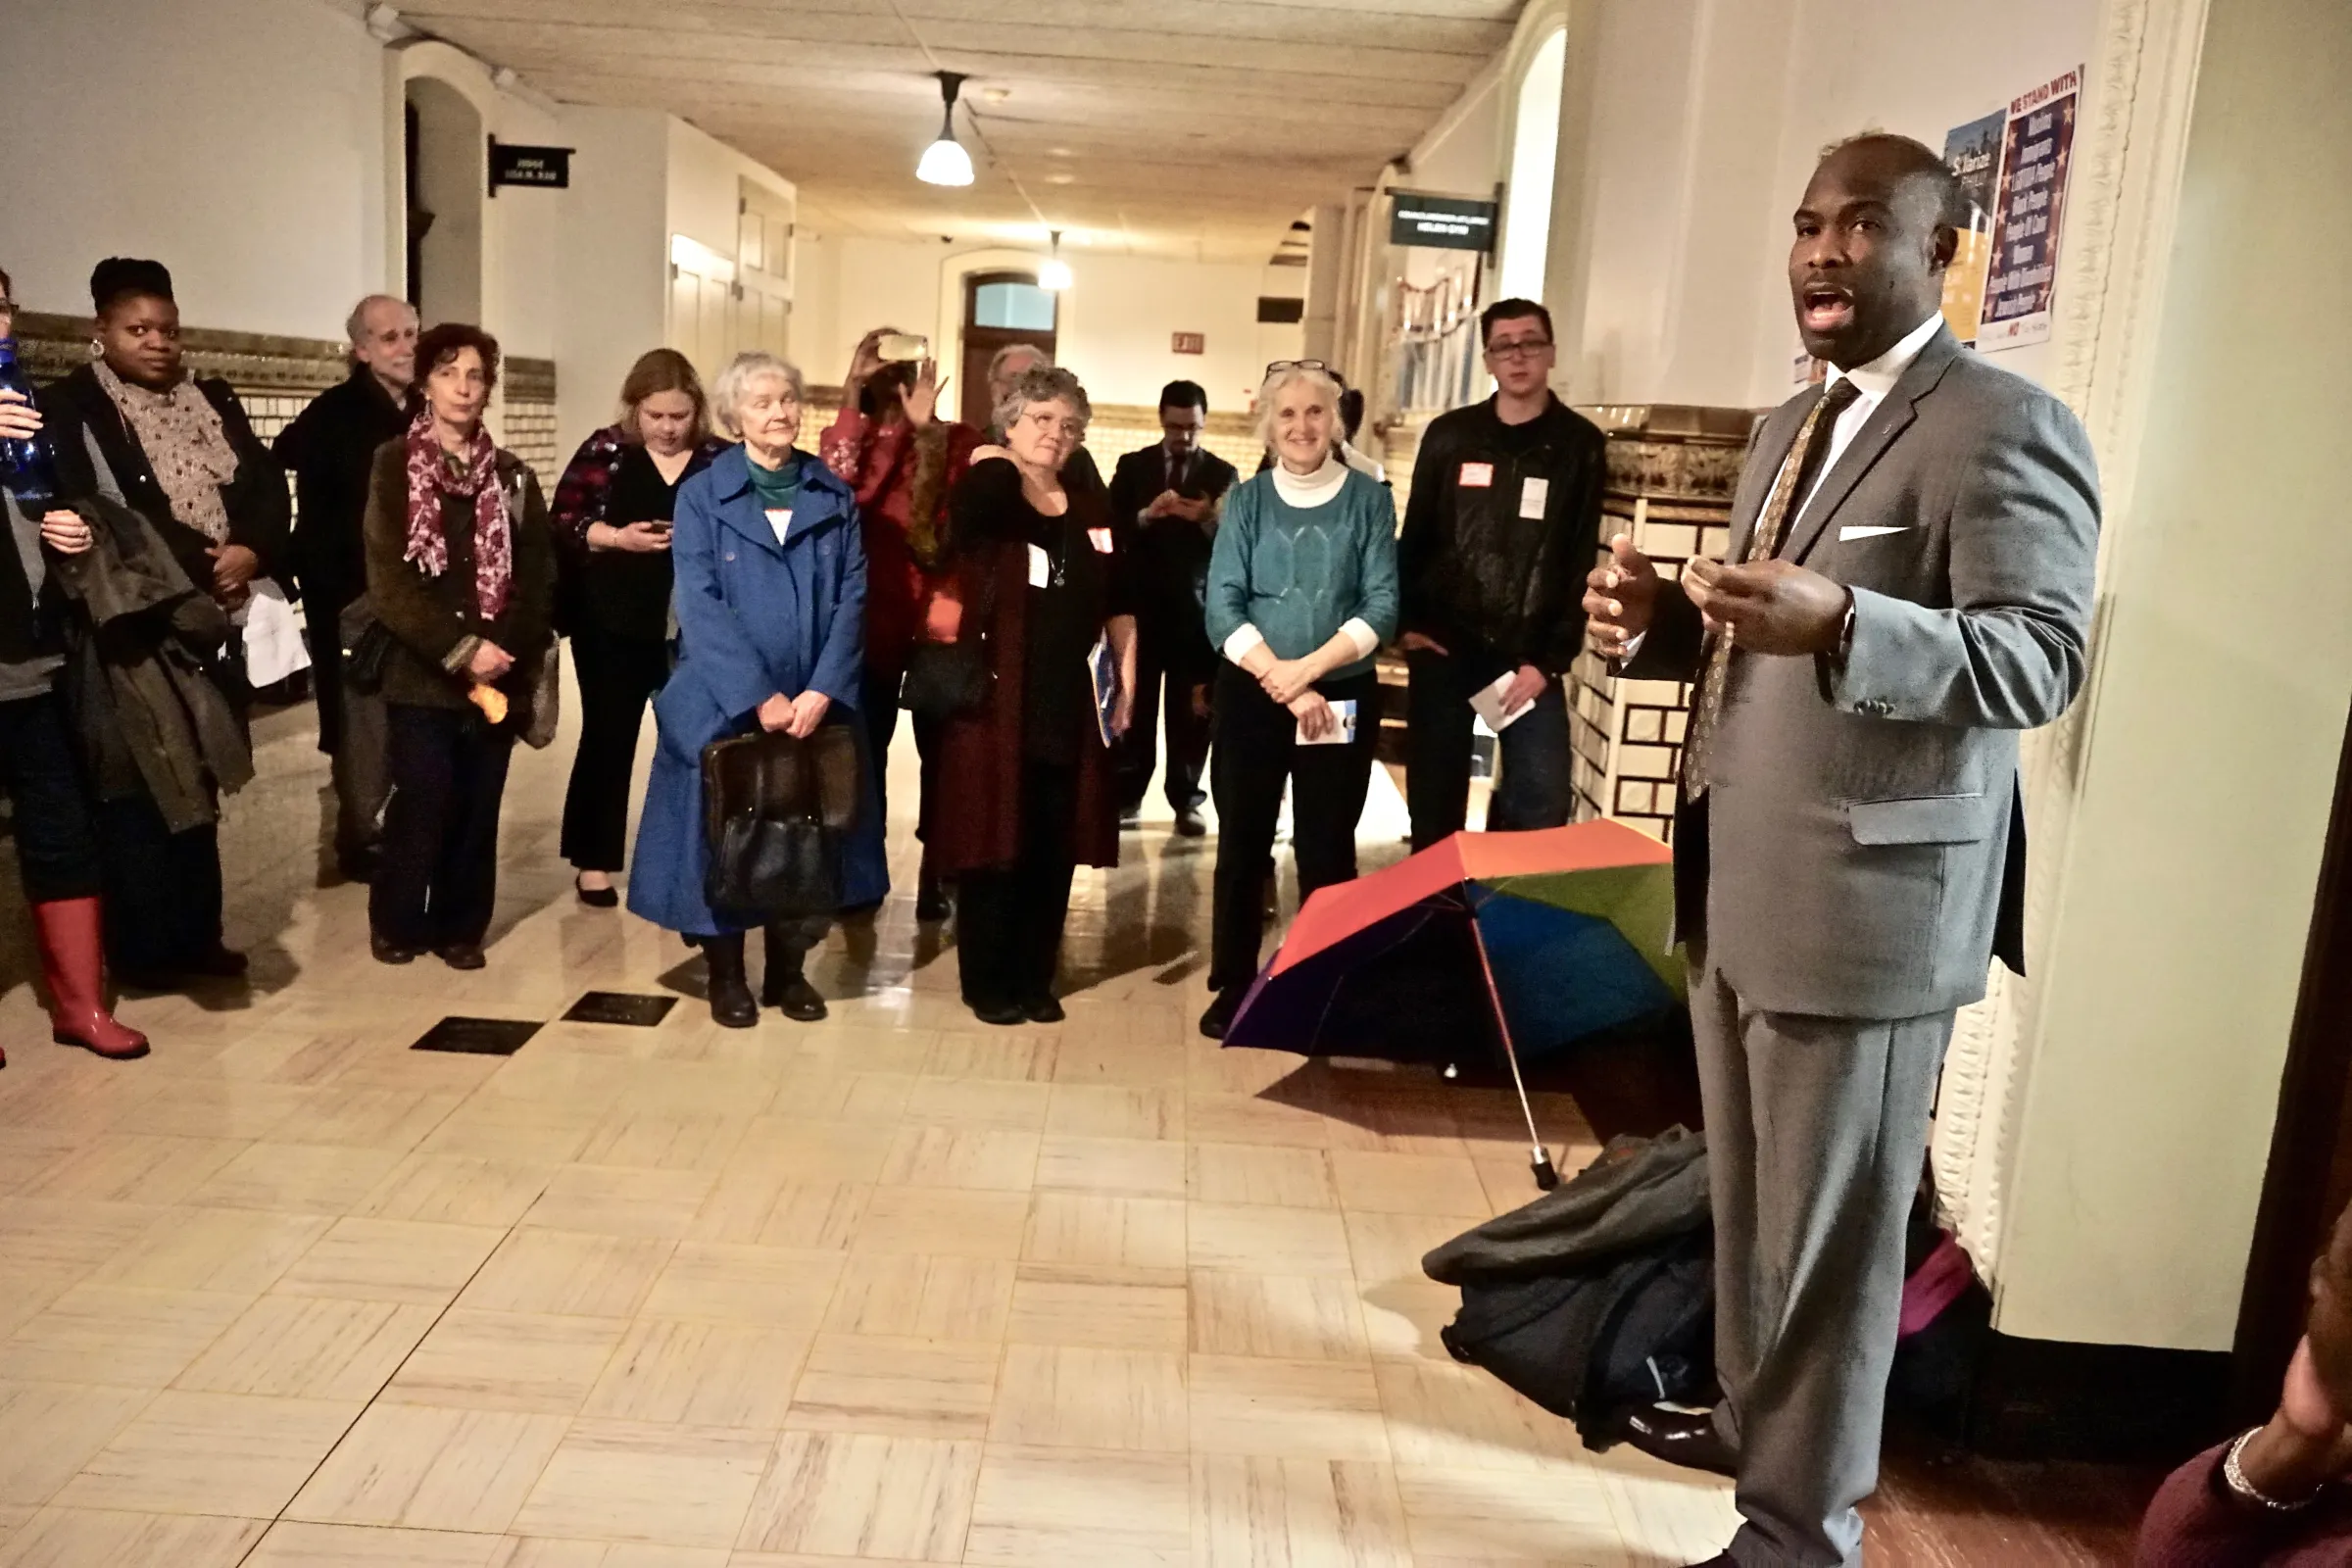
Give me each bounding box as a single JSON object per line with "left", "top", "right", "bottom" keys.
{"left": 1089, "top": 634, "right": 1121, "bottom": 749}
{"left": 1296, "top": 698, "right": 1358, "bottom": 747}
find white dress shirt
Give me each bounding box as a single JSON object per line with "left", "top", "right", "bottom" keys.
{"left": 1790, "top": 310, "right": 1945, "bottom": 520}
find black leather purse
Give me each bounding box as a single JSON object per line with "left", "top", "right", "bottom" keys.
{"left": 701, "top": 725, "right": 862, "bottom": 924}
{"left": 340, "top": 598, "right": 395, "bottom": 696}
{"left": 898, "top": 639, "right": 988, "bottom": 717}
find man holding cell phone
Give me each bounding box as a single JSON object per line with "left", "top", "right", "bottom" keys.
{"left": 1396, "top": 298, "right": 1606, "bottom": 849}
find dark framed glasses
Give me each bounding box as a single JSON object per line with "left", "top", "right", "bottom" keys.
{"left": 1263, "top": 359, "right": 1331, "bottom": 376}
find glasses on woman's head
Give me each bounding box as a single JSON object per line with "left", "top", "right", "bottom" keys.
{"left": 1264, "top": 359, "right": 1331, "bottom": 376}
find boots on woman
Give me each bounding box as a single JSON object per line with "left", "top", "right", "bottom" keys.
{"left": 704, "top": 933, "right": 759, "bottom": 1029}
{"left": 32, "top": 898, "right": 150, "bottom": 1060}
{"left": 760, "top": 924, "right": 827, "bottom": 1022}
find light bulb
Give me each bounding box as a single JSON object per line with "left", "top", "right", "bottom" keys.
{"left": 1039, "top": 257, "right": 1073, "bottom": 291}
{"left": 917, "top": 136, "right": 973, "bottom": 187}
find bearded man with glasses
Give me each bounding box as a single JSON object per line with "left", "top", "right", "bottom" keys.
{"left": 1396, "top": 298, "right": 1605, "bottom": 847}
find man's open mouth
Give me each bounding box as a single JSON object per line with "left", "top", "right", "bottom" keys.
{"left": 1800, "top": 281, "right": 1855, "bottom": 333}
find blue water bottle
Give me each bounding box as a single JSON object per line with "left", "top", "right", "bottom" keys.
{"left": 0, "top": 336, "right": 62, "bottom": 507}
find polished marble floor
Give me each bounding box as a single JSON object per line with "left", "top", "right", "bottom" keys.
{"left": 0, "top": 694, "right": 2142, "bottom": 1566}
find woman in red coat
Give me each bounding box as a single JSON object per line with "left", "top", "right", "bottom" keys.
{"left": 819, "top": 327, "right": 980, "bottom": 919}
{"left": 927, "top": 365, "right": 1136, "bottom": 1026}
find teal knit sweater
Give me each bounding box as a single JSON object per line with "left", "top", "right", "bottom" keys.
{"left": 1205, "top": 467, "right": 1399, "bottom": 681}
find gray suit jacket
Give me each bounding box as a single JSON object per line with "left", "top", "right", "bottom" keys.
{"left": 1632, "top": 326, "right": 2098, "bottom": 1019}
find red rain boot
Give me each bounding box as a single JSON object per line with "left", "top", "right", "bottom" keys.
{"left": 31, "top": 898, "right": 150, "bottom": 1060}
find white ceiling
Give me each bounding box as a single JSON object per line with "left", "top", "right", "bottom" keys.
{"left": 393, "top": 0, "right": 1523, "bottom": 262}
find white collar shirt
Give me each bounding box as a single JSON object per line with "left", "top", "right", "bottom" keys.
{"left": 1792, "top": 311, "right": 1946, "bottom": 519}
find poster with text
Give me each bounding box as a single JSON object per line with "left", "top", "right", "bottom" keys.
{"left": 1980, "top": 67, "right": 2082, "bottom": 350}
{"left": 1939, "top": 110, "right": 2006, "bottom": 344}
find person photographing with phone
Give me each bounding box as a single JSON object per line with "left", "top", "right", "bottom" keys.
{"left": 550, "top": 350, "right": 730, "bottom": 908}
{"left": 821, "top": 325, "right": 981, "bottom": 920}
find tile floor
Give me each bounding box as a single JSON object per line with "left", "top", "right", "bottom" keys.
{"left": 0, "top": 700, "right": 2138, "bottom": 1565}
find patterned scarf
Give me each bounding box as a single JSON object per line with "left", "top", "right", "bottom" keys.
{"left": 402, "top": 410, "right": 512, "bottom": 619}
{"left": 92, "top": 360, "right": 238, "bottom": 543}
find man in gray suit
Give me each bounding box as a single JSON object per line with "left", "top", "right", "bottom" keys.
{"left": 1585, "top": 133, "right": 2100, "bottom": 1565}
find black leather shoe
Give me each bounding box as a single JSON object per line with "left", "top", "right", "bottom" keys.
{"left": 1618, "top": 1406, "right": 1739, "bottom": 1478}
{"left": 706, "top": 937, "right": 759, "bottom": 1029}
{"left": 1023, "top": 995, "right": 1065, "bottom": 1024}
{"left": 1173, "top": 808, "right": 1207, "bottom": 838}
{"left": 916, "top": 876, "right": 952, "bottom": 922}
{"left": 573, "top": 875, "right": 619, "bottom": 908}
{"left": 972, "top": 1000, "right": 1028, "bottom": 1027}
{"left": 1118, "top": 805, "right": 1142, "bottom": 829}
{"left": 1199, "top": 988, "right": 1240, "bottom": 1040}
{"left": 435, "top": 943, "right": 487, "bottom": 971}
{"left": 369, "top": 933, "right": 418, "bottom": 965}
{"left": 765, "top": 974, "right": 828, "bottom": 1022}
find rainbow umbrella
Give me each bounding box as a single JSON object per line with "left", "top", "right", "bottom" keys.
{"left": 1224, "top": 820, "right": 1684, "bottom": 1189}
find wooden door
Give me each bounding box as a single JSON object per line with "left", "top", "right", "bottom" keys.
{"left": 958, "top": 270, "right": 1056, "bottom": 430}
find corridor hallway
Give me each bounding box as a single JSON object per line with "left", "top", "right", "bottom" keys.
{"left": 0, "top": 697, "right": 1750, "bottom": 1564}
{"left": 0, "top": 700, "right": 2157, "bottom": 1564}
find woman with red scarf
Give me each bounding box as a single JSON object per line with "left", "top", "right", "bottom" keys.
{"left": 819, "top": 327, "right": 980, "bottom": 918}
{"left": 361, "top": 323, "right": 555, "bottom": 970}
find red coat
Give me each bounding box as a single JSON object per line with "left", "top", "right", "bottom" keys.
{"left": 818, "top": 409, "right": 980, "bottom": 677}
{"left": 928, "top": 463, "right": 1123, "bottom": 877}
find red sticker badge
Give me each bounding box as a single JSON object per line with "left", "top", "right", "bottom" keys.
{"left": 1458, "top": 462, "right": 1494, "bottom": 488}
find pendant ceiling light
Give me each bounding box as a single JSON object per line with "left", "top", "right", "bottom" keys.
{"left": 1039, "top": 229, "right": 1073, "bottom": 291}
{"left": 915, "top": 72, "right": 974, "bottom": 187}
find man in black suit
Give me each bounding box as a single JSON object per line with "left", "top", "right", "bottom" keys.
{"left": 1108, "top": 379, "right": 1238, "bottom": 834}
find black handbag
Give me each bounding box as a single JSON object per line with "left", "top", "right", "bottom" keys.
{"left": 899, "top": 639, "right": 988, "bottom": 717}
{"left": 341, "top": 598, "right": 394, "bottom": 696}
{"left": 701, "top": 725, "right": 862, "bottom": 924}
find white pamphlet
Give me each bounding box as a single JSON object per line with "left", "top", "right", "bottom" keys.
{"left": 1469, "top": 672, "right": 1536, "bottom": 731}
{"left": 1296, "top": 698, "right": 1358, "bottom": 747}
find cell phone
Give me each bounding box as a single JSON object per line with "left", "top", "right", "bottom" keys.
{"left": 876, "top": 332, "right": 929, "bottom": 363}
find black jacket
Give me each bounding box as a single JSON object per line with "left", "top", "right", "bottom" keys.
{"left": 1397, "top": 393, "right": 1606, "bottom": 677}
{"left": 273, "top": 365, "right": 411, "bottom": 609}
{"left": 1106, "top": 443, "right": 1239, "bottom": 679}
{"left": 40, "top": 364, "right": 291, "bottom": 596}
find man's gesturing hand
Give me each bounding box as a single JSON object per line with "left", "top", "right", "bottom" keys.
{"left": 1683, "top": 557, "right": 1849, "bottom": 657}
{"left": 1583, "top": 533, "right": 1659, "bottom": 659}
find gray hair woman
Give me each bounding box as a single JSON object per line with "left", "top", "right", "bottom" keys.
{"left": 1198, "top": 360, "right": 1398, "bottom": 1038}
{"left": 625, "top": 349, "right": 888, "bottom": 1027}
{"left": 927, "top": 365, "right": 1139, "bottom": 1026}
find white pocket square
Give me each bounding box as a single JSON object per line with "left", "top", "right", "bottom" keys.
{"left": 1838, "top": 524, "right": 1911, "bottom": 541}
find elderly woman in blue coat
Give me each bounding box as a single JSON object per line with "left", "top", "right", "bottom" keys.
{"left": 627, "top": 350, "right": 886, "bottom": 1027}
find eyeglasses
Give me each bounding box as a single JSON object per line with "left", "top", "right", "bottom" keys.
{"left": 1263, "top": 359, "right": 1331, "bottom": 376}
{"left": 1485, "top": 338, "right": 1553, "bottom": 361}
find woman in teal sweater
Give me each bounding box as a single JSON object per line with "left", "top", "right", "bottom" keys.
{"left": 1200, "top": 362, "right": 1398, "bottom": 1038}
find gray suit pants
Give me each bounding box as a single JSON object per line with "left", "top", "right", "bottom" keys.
{"left": 1690, "top": 956, "right": 1953, "bottom": 1567}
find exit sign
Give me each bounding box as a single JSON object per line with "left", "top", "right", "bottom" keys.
{"left": 1170, "top": 332, "right": 1204, "bottom": 355}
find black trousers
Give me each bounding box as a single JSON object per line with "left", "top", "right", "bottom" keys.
{"left": 373, "top": 703, "right": 514, "bottom": 950}
{"left": 96, "top": 793, "right": 222, "bottom": 972}
{"left": 561, "top": 627, "right": 669, "bottom": 872}
{"left": 956, "top": 760, "right": 1078, "bottom": 1008}
{"left": 1116, "top": 620, "right": 1212, "bottom": 814}
{"left": 861, "top": 667, "right": 946, "bottom": 857}
{"left": 1209, "top": 665, "right": 1378, "bottom": 992}
{"left": 0, "top": 688, "right": 103, "bottom": 904}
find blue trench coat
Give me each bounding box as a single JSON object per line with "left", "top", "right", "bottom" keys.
{"left": 627, "top": 447, "right": 889, "bottom": 937}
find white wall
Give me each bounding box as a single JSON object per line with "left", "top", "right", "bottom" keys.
{"left": 663, "top": 119, "right": 797, "bottom": 270}
{"left": 0, "top": 0, "right": 388, "bottom": 335}
{"left": 1988, "top": 0, "right": 2352, "bottom": 1349}
{"left": 556, "top": 107, "right": 671, "bottom": 455}
{"left": 793, "top": 234, "right": 1277, "bottom": 413}
{"left": 1556, "top": 0, "right": 2096, "bottom": 409}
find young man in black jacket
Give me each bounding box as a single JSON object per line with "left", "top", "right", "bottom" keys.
{"left": 1397, "top": 298, "right": 1606, "bottom": 849}
{"left": 1106, "top": 379, "right": 1238, "bottom": 833}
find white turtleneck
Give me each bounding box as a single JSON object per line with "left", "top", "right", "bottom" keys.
{"left": 1268, "top": 451, "right": 1347, "bottom": 509}
{"left": 1220, "top": 454, "right": 1380, "bottom": 668}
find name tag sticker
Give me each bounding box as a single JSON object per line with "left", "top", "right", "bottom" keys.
{"left": 1519, "top": 477, "right": 1549, "bottom": 519}
{"left": 1458, "top": 462, "right": 1494, "bottom": 488}
{"left": 1026, "top": 543, "right": 1052, "bottom": 588}
{"left": 1086, "top": 527, "right": 1114, "bottom": 555}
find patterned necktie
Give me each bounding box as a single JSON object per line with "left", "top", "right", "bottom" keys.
{"left": 1678, "top": 376, "right": 1863, "bottom": 802}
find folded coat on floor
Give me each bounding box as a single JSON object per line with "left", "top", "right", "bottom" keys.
{"left": 1422, "top": 1124, "right": 1710, "bottom": 1286}
{"left": 49, "top": 493, "right": 252, "bottom": 833}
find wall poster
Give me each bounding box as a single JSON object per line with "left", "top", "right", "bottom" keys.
{"left": 1939, "top": 110, "right": 2007, "bottom": 345}
{"left": 1979, "top": 67, "right": 2082, "bottom": 350}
